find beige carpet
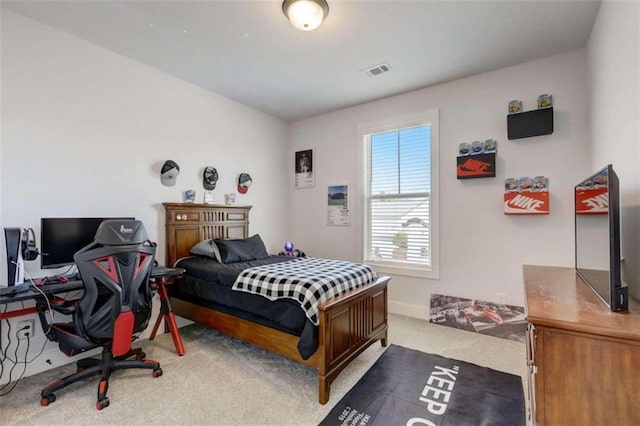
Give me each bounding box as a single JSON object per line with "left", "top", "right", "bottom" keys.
{"left": 1, "top": 314, "right": 527, "bottom": 425}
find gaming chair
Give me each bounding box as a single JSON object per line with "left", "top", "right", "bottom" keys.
{"left": 37, "top": 220, "right": 161, "bottom": 410}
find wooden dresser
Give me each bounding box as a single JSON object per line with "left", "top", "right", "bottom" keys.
{"left": 524, "top": 265, "right": 640, "bottom": 426}
{"left": 163, "top": 203, "right": 251, "bottom": 266}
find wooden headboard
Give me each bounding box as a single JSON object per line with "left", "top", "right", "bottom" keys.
{"left": 163, "top": 203, "right": 252, "bottom": 267}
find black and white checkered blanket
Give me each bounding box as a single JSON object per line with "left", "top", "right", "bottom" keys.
{"left": 232, "top": 257, "right": 378, "bottom": 325}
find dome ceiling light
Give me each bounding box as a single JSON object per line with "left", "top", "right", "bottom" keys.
{"left": 282, "top": 0, "right": 329, "bottom": 31}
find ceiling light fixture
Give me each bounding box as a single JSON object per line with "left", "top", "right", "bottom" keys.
{"left": 282, "top": 0, "right": 329, "bottom": 31}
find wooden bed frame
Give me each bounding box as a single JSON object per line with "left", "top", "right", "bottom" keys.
{"left": 163, "top": 203, "right": 389, "bottom": 404}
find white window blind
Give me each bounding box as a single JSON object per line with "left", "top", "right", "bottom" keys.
{"left": 364, "top": 123, "right": 433, "bottom": 272}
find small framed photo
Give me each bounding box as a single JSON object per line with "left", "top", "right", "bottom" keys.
{"left": 295, "top": 148, "right": 314, "bottom": 189}
{"left": 184, "top": 190, "right": 196, "bottom": 203}
{"left": 327, "top": 184, "right": 350, "bottom": 226}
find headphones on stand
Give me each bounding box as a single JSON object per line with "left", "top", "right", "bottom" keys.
{"left": 21, "top": 228, "right": 40, "bottom": 261}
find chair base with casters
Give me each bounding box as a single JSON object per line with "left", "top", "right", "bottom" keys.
{"left": 40, "top": 345, "right": 161, "bottom": 410}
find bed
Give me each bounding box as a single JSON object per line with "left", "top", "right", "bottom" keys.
{"left": 163, "top": 202, "right": 389, "bottom": 404}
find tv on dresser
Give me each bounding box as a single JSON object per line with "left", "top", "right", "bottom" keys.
{"left": 574, "top": 164, "right": 628, "bottom": 312}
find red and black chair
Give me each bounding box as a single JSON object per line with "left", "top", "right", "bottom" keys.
{"left": 37, "top": 220, "right": 161, "bottom": 410}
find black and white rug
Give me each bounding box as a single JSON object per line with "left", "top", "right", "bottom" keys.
{"left": 320, "top": 345, "right": 524, "bottom": 426}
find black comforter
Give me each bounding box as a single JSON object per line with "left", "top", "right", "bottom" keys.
{"left": 169, "top": 255, "right": 319, "bottom": 359}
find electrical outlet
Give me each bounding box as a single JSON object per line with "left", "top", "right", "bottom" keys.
{"left": 496, "top": 292, "right": 507, "bottom": 305}
{"left": 16, "top": 319, "right": 35, "bottom": 339}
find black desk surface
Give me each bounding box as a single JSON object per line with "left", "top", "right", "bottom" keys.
{"left": 0, "top": 266, "right": 183, "bottom": 305}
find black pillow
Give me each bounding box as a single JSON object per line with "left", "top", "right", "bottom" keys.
{"left": 214, "top": 234, "right": 269, "bottom": 264}
{"left": 190, "top": 239, "right": 222, "bottom": 263}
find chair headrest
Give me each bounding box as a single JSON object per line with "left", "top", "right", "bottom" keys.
{"left": 94, "top": 220, "right": 150, "bottom": 245}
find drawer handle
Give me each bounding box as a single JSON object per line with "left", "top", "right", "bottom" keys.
{"left": 177, "top": 214, "right": 187, "bottom": 220}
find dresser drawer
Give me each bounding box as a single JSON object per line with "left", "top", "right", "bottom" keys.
{"left": 226, "top": 211, "right": 247, "bottom": 222}
{"left": 169, "top": 210, "right": 200, "bottom": 223}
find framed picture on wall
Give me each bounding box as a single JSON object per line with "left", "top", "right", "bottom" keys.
{"left": 295, "top": 148, "right": 314, "bottom": 188}
{"left": 327, "top": 184, "right": 350, "bottom": 226}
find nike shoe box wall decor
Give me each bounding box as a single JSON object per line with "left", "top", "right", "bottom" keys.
{"left": 504, "top": 176, "right": 550, "bottom": 215}
{"left": 456, "top": 139, "right": 497, "bottom": 179}
{"left": 507, "top": 94, "right": 554, "bottom": 140}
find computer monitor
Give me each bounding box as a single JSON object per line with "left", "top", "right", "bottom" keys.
{"left": 40, "top": 217, "right": 134, "bottom": 269}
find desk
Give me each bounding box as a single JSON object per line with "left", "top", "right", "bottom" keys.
{"left": 1, "top": 281, "right": 83, "bottom": 304}
{"left": 0, "top": 281, "right": 84, "bottom": 320}
{"left": 0, "top": 266, "right": 185, "bottom": 354}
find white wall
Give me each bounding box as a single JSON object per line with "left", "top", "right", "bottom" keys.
{"left": 0, "top": 8, "right": 3, "bottom": 276}
{"left": 587, "top": 0, "right": 640, "bottom": 300}
{"left": 0, "top": 11, "right": 289, "bottom": 383}
{"left": 289, "top": 50, "right": 591, "bottom": 318}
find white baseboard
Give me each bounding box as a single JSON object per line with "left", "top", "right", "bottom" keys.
{"left": 388, "top": 300, "right": 429, "bottom": 321}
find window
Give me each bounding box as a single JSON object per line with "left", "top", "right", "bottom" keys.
{"left": 362, "top": 111, "right": 439, "bottom": 278}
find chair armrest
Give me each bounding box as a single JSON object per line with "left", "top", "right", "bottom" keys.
{"left": 35, "top": 297, "right": 78, "bottom": 340}
{"left": 50, "top": 298, "right": 77, "bottom": 316}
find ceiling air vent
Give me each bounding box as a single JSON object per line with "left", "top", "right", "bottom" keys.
{"left": 362, "top": 63, "right": 391, "bottom": 77}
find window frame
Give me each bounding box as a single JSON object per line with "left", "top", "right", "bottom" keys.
{"left": 358, "top": 110, "right": 440, "bottom": 279}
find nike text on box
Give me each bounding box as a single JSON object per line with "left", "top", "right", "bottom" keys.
{"left": 504, "top": 191, "right": 550, "bottom": 215}
{"left": 456, "top": 152, "right": 496, "bottom": 179}
{"left": 575, "top": 187, "right": 608, "bottom": 215}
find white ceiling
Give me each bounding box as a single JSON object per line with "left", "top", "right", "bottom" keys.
{"left": 3, "top": 1, "right": 601, "bottom": 122}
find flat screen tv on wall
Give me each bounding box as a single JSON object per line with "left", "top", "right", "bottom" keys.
{"left": 574, "top": 164, "right": 628, "bottom": 312}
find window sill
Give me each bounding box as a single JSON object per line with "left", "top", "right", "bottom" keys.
{"left": 367, "top": 261, "right": 439, "bottom": 280}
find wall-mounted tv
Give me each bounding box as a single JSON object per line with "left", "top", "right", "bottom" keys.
{"left": 574, "top": 164, "right": 628, "bottom": 312}
{"left": 41, "top": 217, "right": 134, "bottom": 269}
